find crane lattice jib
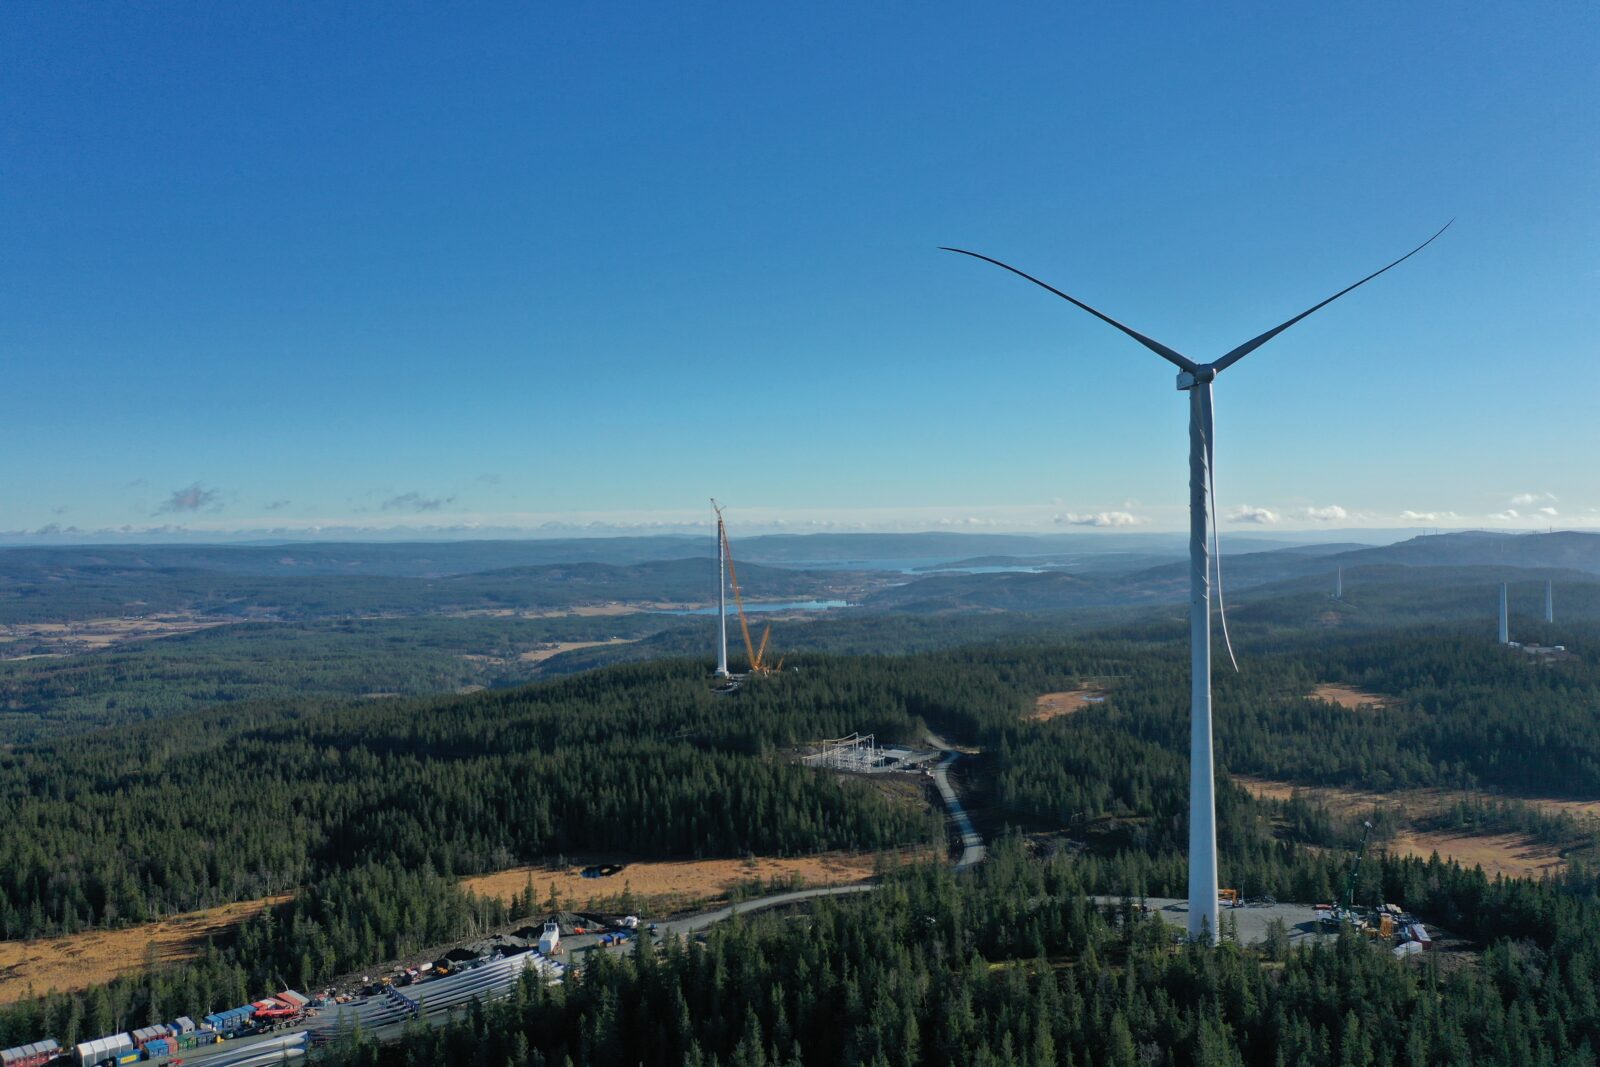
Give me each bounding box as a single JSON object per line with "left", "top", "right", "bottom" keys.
{"left": 720, "top": 520, "right": 762, "bottom": 671}
{"left": 1345, "top": 821, "right": 1373, "bottom": 910}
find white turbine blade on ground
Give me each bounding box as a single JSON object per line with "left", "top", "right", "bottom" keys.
{"left": 1211, "top": 221, "right": 1453, "bottom": 374}
{"left": 940, "top": 248, "right": 1199, "bottom": 373}
{"left": 1200, "top": 386, "right": 1240, "bottom": 673}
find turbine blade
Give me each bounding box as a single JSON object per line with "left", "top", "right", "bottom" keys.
{"left": 1200, "top": 385, "right": 1239, "bottom": 673}
{"left": 1211, "top": 221, "right": 1453, "bottom": 374}
{"left": 941, "top": 247, "right": 1198, "bottom": 372}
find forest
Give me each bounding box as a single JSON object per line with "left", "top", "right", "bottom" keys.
{"left": 2, "top": 612, "right": 1600, "bottom": 1059}
{"left": 5, "top": 630, "right": 1600, "bottom": 941}
{"left": 314, "top": 842, "right": 1600, "bottom": 1067}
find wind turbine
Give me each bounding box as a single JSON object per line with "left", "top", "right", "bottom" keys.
{"left": 712, "top": 499, "right": 729, "bottom": 679}
{"left": 943, "top": 222, "right": 1449, "bottom": 940}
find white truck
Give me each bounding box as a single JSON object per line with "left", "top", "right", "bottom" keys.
{"left": 538, "top": 921, "right": 562, "bottom": 956}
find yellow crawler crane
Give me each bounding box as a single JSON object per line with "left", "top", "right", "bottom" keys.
{"left": 717, "top": 507, "right": 783, "bottom": 675}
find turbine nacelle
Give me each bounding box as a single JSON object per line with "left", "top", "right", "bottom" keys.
{"left": 1176, "top": 366, "right": 1217, "bottom": 391}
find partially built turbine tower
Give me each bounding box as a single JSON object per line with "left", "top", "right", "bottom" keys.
{"left": 1499, "top": 582, "right": 1510, "bottom": 645}
{"left": 712, "top": 499, "right": 729, "bottom": 679}
{"left": 1546, "top": 580, "right": 1554, "bottom": 624}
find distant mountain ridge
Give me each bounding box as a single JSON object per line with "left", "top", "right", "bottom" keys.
{"left": 862, "top": 532, "right": 1600, "bottom": 614}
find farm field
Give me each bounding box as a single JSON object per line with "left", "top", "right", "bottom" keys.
{"left": 0, "top": 895, "right": 290, "bottom": 1005}
{"left": 0, "top": 614, "right": 235, "bottom": 659}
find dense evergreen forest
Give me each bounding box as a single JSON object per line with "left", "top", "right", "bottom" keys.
{"left": 5, "top": 631, "right": 1599, "bottom": 940}
{"left": 4, "top": 616, "right": 1600, "bottom": 1060}
{"left": 0, "top": 657, "right": 940, "bottom": 939}
{"left": 0, "top": 860, "right": 514, "bottom": 1050}
{"left": 317, "top": 844, "right": 1600, "bottom": 1067}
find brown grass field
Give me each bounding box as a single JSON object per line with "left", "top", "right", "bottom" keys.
{"left": 1389, "top": 829, "right": 1565, "bottom": 881}
{"left": 1232, "top": 775, "right": 1579, "bottom": 880}
{"left": 1308, "top": 683, "right": 1397, "bottom": 711}
{"left": 0, "top": 850, "right": 932, "bottom": 1005}
{"left": 517, "top": 638, "right": 635, "bottom": 664}
{"left": 0, "top": 895, "right": 290, "bottom": 1005}
{"left": 462, "top": 849, "right": 934, "bottom": 916}
{"left": 1030, "top": 689, "right": 1109, "bottom": 721}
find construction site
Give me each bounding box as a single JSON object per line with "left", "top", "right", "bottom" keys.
{"left": 800, "top": 733, "right": 941, "bottom": 774}
{"left": 708, "top": 500, "right": 787, "bottom": 693}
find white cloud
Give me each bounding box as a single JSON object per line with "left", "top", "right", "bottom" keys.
{"left": 1056, "top": 511, "right": 1145, "bottom": 528}
{"left": 1227, "top": 505, "right": 1280, "bottom": 525}
{"left": 1399, "top": 510, "right": 1460, "bottom": 523}
{"left": 935, "top": 516, "right": 1008, "bottom": 528}
{"left": 1511, "top": 492, "right": 1558, "bottom": 506}
{"left": 1492, "top": 509, "right": 1521, "bottom": 520}
{"left": 381, "top": 491, "right": 457, "bottom": 513}
{"left": 1538, "top": 506, "right": 1558, "bottom": 517}
{"left": 156, "top": 483, "right": 222, "bottom": 514}
{"left": 1299, "top": 505, "right": 1348, "bottom": 522}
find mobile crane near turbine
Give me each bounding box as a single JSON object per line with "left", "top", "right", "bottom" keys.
{"left": 711, "top": 500, "right": 783, "bottom": 685}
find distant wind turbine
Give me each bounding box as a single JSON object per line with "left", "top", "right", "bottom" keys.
{"left": 943, "top": 222, "right": 1450, "bottom": 940}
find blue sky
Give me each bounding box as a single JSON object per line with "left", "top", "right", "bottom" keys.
{"left": 2, "top": 2, "right": 1596, "bottom": 540}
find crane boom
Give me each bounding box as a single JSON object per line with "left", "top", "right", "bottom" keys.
{"left": 1344, "top": 820, "right": 1374, "bottom": 910}
{"left": 720, "top": 520, "right": 760, "bottom": 670}
{"left": 711, "top": 502, "right": 781, "bottom": 676}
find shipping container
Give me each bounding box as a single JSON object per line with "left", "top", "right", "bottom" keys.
{"left": 169, "top": 1017, "right": 196, "bottom": 1036}
{"left": 131, "top": 1026, "right": 168, "bottom": 1047}
{"left": 202, "top": 1005, "right": 256, "bottom": 1034}
{"left": 75, "top": 1032, "right": 134, "bottom": 1067}
{"left": 176, "top": 1030, "right": 218, "bottom": 1051}
{"left": 2, "top": 1038, "right": 62, "bottom": 1067}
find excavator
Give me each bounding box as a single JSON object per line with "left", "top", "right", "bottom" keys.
{"left": 714, "top": 502, "right": 783, "bottom": 676}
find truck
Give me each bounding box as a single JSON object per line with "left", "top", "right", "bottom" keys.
{"left": 538, "top": 920, "right": 562, "bottom": 956}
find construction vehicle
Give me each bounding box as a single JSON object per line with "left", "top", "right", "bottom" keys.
{"left": 712, "top": 502, "right": 784, "bottom": 676}
{"left": 538, "top": 921, "right": 562, "bottom": 956}
{"left": 1218, "top": 888, "right": 1241, "bottom": 908}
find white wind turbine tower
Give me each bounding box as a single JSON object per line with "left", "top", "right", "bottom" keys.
{"left": 712, "top": 499, "right": 729, "bottom": 679}
{"left": 944, "top": 223, "right": 1449, "bottom": 940}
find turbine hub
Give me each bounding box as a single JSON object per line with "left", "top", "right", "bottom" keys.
{"left": 1175, "top": 364, "right": 1217, "bottom": 390}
